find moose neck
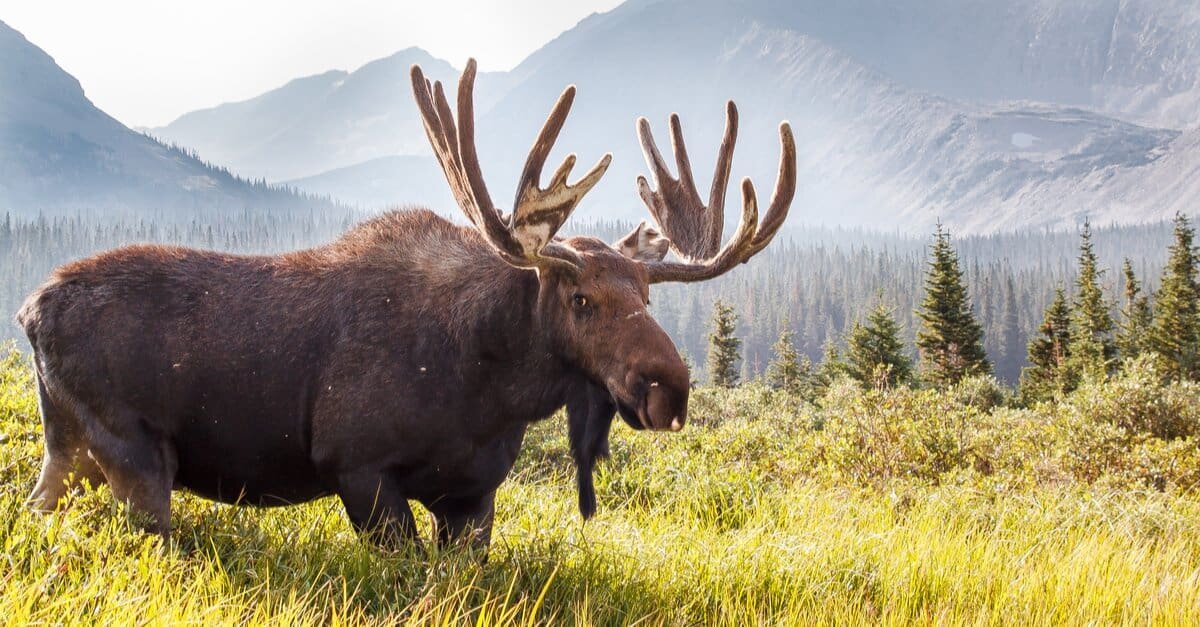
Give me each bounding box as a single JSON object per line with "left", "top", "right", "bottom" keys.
{"left": 453, "top": 255, "right": 580, "bottom": 423}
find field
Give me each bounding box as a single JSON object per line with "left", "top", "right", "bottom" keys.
{"left": 2, "top": 344, "right": 1199, "bottom": 625}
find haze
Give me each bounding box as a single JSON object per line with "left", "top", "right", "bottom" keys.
{"left": 2, "top": 0, "right": 623, "bottom": 128}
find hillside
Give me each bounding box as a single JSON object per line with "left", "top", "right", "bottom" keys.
{"left": 283, "top": 155, "right": 453, "bottom": 211}
{"left": 722, "top": 0, "right": 1200, "bottom": 129}
{"left": 0, "top": 20, "right": 337, "bottom": 218}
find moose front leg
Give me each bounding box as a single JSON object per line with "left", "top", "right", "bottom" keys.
{"left": 336, "top": 470, "right": 420, "bottom": 551}
{"left": 428, "top": 490, "right": 496, "bottom": 553}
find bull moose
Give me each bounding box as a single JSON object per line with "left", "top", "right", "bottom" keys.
{"left": 18, "top": 59, "right": 796, "bottom": 550}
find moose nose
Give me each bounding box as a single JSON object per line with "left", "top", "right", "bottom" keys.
{"left": 639, "top": 373, "right": 687, "bottom": 432}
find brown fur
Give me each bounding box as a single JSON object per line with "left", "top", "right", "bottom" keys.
{"left": 18, "top": 208, "right": 689, "bottom": 547}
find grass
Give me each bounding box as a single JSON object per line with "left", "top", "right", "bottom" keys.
{"left": 2, "top": 344, "right": 1199, "bottom": 625}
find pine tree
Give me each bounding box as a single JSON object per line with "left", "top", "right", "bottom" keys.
{"left": 844, "top": 300, "right": 913, "bottom": 388}
{"left": 1116, "top": 258, "right": 1152, "bottom": 361}
{"left": 766, "top": 320, "right": 804, "bottom": 392}
{"left": 1151, "top": 213, "right": 1200, "bottom": 381}
{"left": 1020, "top": 288, "right": 1072, "bottom": 402}
{"left": 1065, "top": 221, "right": 1115, "bottom": 382}
{"left": 916, "top": 224, "right": 990, "bottom": 387}
{"left": 706, "top": 299, "right": 742, "bottom": 388}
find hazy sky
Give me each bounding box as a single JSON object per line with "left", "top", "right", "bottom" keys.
{"left": 4, "top": 1, "right": 624, "bottom": 128}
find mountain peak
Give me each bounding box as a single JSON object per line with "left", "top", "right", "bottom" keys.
{"left": 0, "top": 18, "right": 87, "bottom": 109}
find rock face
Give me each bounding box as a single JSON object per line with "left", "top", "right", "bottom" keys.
{"left": 0, "top": 20, "right": 336, "bottom": 218}
{"left": 130, "top": 1, "right": 1200, "bottom": 231}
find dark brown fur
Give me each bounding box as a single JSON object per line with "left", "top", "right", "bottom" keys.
{"left": 18, "top": 208, "right": 688, "bottom": 548}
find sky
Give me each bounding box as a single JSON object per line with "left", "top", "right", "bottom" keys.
{"left": 3, "top": 0, "right": 624, "bottom": 128}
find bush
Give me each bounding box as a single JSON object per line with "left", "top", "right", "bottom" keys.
{"left": 1066, "top": 356, "right": 1200, "bottom": 440}
{"left": 814, "top": 381, "right": 983, "bottom": 484}
{"left": 949, "top": 375, "right": 1014, "bottom": 412}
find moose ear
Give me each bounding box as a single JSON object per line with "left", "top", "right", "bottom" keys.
{"left": 615, "top": 221, "right": 670, "bottom": 262}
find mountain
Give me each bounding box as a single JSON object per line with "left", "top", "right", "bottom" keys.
{"left": 152, "top": 48, "right": 483, "bottom": 181}
{"left": 284, "top": 155, "right": 453, "bottom": 212}
{"left": 0, "top": 20, "right": 335, "bottom": 218}
{"left": 153, "top": 0, "right": 1200, "bottom": 233}
{"left": 718, "top": 0, "right": 1200, "bottom": 130}
{"left": 444, "top": 1, "right": 1200, "bottom": 233}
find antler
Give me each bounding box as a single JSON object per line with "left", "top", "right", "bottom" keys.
{"left": 411, "top": 59, "right": 611, "bottom": 274}
{"left": 635, "top": 102, "right": 796, "bottom": 283}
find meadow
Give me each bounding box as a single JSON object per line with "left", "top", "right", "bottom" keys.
{"left": 2, "top": 343, "right": 1198, "bottom": 625}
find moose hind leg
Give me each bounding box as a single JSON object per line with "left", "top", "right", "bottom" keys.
{"left": 337, "top": 471, "right": 420, "bottom": 551}
{"left": 85, "top": 407, "right": 177, "bottom": 539}
{"left": 27, "top": 374, "right": 106, "bottom": 512}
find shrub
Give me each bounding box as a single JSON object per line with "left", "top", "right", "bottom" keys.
{"left": 814, "top": 382, "right": 983, "bottom": 483}
{"left": 1067, "top": 356, "right": 1200, "bottom": 440}
{"left": 949, "top": 374, "right": 1014, "bottom": 412}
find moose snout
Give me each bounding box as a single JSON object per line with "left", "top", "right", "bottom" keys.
{"left": 626, "top": 362, "right": 689, "bottom": 432}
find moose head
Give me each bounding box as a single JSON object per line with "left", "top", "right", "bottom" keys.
{"left": 411, "top": 59, "right": 796, "bottom": 434}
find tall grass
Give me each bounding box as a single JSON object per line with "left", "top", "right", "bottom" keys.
{"left": 2, "top": 344, "right": 1198, "bottom": 624}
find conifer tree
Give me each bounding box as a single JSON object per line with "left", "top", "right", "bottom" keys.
{"left": 679, "top": 351, "right": 698, "bottom": 388}
{"left": 916, "top": 224, "right": 990, "bottom": 386}
{"left": 994, "top": 275, "right": 1023, "bottom": 384}
{"left": 1151, "top": 213, "right": 1200, "bottom": 381}
{"left": 1020, "top": 288, "right": 1072, "bottom": 402}
{"left": 706, "top": 299, "right": 742, "bottom": 387}
{"left": 813, "top": 337, "right": 847, "bottom": 393}
{"left": 1116, "top": 258, "right": 1153, "bottom": 361}
{"left": 766, "top": 320, "right": 804, "bottom": 392}
{"left": 1066, "top": 221, "right": 1116, "bottom": 382}
{"left": 845, "top": 300, "right": 913, "bottom": 388}
{"left": 796, "top": 355, "right": 819, "bottom": 401}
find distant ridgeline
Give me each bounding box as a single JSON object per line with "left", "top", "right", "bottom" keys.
{"left": 0, "top": 212, "right": 1181, "bottom": 386}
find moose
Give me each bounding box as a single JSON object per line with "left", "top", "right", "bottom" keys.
{"left": 18, "top": 59, "right": 796, "bottom": 550}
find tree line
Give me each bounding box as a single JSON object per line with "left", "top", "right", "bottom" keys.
{"left": 705, "top": 214, "right": 1200, "bottom": 403}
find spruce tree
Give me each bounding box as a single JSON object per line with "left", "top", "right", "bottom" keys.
{"left": 766, "top": 320, "right": 803, "bottom": 392}
{"left": 845, "top": 300, "right": 913, "bottom": 388}
{"left": 814, "top": 337, "right": 847, "bottom": 392}
{"left": 1020, "top": 288, "right": 1072, "bottom": 402}
{"left": 1151, "top": 213, "right": 1200, "bottom": 381}
{"left": 995, "top": 275, "right": 1023, "bottom": 384}
{"left": 706, "top": 299, "right": 742, "bottom": 387}
{"left": 916, "top": 224, "right": 990, "bottom": 386}
{"left": 679, "top": 351, "right": 698, "bottom": 388}
{"left": 1066, "top": 221, "right": 1116, "bottom": 382}
{"left": 1116, "top": 258, "right": 1153, "bottom": 361}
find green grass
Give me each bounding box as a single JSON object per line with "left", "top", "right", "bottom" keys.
{"left": 2, "top": 344, "right": 1199, "bottom": 625}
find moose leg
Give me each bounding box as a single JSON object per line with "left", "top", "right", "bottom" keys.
{"left": 428, "top": 491, "right": 496, "bottom": 552}
{"left": 336, "top": 471, "right": 420, "bottom": 551}
{"left": 85, "top": 408, "right": 177, "bottom": 539}
{"left": 27, "top": 374, "right": 107, "bottom": 512}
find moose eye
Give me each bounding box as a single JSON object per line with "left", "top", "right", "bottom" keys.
{"left": 572, "top": 294, "right": 588, "bottom": 308}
